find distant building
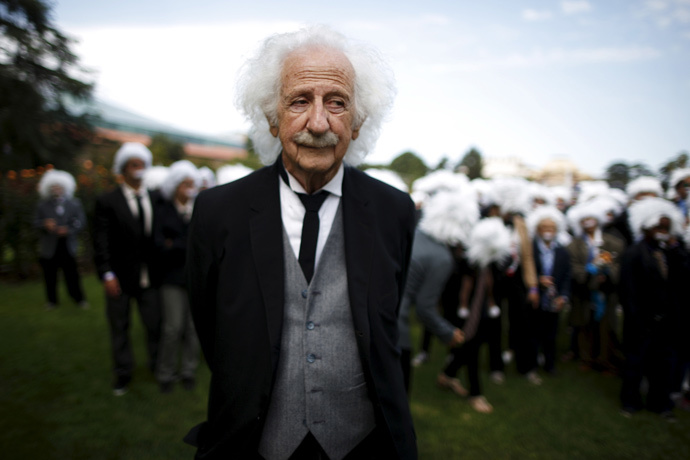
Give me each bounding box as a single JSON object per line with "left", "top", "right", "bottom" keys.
{"left": 482, "top": 157, "right": 533, "bottom": 179}
{"left": 482, "top": 156, "right": 592, "bottom": 186}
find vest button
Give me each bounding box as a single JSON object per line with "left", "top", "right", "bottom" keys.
{"left": 307, "top": 353, "right": 316, "bottom": 363}
{"left": 301, "top": 289, "right": 308, "bottom": 299}
{"left": 306, "top": 321, "right": 315, "bottom": 330}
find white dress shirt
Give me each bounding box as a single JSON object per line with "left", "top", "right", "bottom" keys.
{"left": 279, "top": 164, "right": 343, "bottom": 274}
{"left": 120, "top": 183, "right": 153, "bottom": 287}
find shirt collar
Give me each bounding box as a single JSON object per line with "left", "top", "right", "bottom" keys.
{"left": 122, "top": 182, "right": 146, "bottom": 198}
{"left": 282, "top": 161, "right": 344, "bottom": 198}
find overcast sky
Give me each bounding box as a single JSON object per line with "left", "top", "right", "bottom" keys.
{"left": 53, "top": 0, "right": 690, "bottom": 177}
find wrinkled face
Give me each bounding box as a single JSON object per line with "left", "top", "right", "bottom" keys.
{"left": 537, "top": 219, "right": 557, "bottom": 242}
{"left": 49, "top": 185, "right": 64, "bottom": 198}
{"left": 122, "top": 158, "right": 146, "bottom": 185}
{"left": 270, "top": 46, "right": 359, "bottom": 182}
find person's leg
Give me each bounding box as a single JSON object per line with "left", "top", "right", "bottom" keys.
{"left": 156, "top": 285, "right": 183, "bottom": 388}
{"left": 180, "top": 289, "right": 201, "bottom": 383}
{"left": 59, "top": 245, "right": 85, "bottom": 304}
{"left": 136, "top": 287, "right": 162, "bottom": 373}
{"left": 106, "top": 292, "right": 133, "bottom": 391}
{"left": 40, "top": 257, "right": 58, "bottom": 306}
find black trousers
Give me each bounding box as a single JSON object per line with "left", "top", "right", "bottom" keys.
{"left": 536, "top": 310, "right": 559, "bottom": 372}
{"left": 40, "top": 239, "right": 85, "bottom": 305}
{"left": 105, "top": 287, "right": 161, "bottom": 378}
{"left": 620, "top": 333, "right": 674, "bottom": 413}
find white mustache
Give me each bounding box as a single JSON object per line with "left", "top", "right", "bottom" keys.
{"left": 293, "top": 130, "right": 339, "bottom": 148}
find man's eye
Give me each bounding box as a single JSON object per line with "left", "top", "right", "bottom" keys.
{"left": 289, "top": 100, "right": 308, "bottom": 112}
{"left": 326, "top": 100, "right": 346, "bottom": 113}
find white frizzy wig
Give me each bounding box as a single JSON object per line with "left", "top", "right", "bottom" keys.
{"left": 112, "top": 142, "right": 153, "bottom": 175}
{"left": 198, "top": 166, "right": 217, "bottom": 189}
{"left": 363, "top": 168, "right": 408, "bottom": 193}
{"left": 216, "top": 164, "right": 254, "bottom": 185}
{"left": 466, "top": 217, "right": 512, "bottom": 268}
{"left": 160, "top": 160, "right": 201, "bottom": 201}
{"left": 626, "top": 176, "right": 662, "bottom": 199}
{"left": 566, "top": 199, "right": 608, "bottom": 237}
{"left": 235, "top": 25, "right": 396, "bottom": 166}
{"left": 529, "top": 182, "right": 555, "bottom": 207}
{"left": 38, "top": 169, "right": 76, "bottom": 199}
{"left": 492, "top": 177, "right": 531, "bottom": 215}
{"left": 550, "top": 185, "right": 572, "bottom": 204}
{"left": 576, "top": 180, "right": 609, "bottom": 203}
{"left": 628, "top": 197, "right": 685, "bottom": 241}
{"left": 526, "top": 206, "right": 566, "bottom": 238}
{"left": 418, "top": 190, "right": 479, "bottom": 247}
{"left": 412, "top": 170, "right": 470, "bottom": 196}
{"left": 667, "top": 168, "right": 690, "bottom": 200}
{"left": 143, "top": 166, "right": 169, "bottom": 191}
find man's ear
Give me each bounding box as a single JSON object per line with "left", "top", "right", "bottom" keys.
{"left": 351, "top": 128, "right": 360, "bottom": 140}
{"left": 270, "top": 125, "right": 279, "bottom": 137}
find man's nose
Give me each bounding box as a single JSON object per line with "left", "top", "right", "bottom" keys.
{"left": 306, "top": 100, "right": 329, "bottom": 134}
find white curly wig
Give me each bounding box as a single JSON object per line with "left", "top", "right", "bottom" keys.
{"left": 143, "top": 166, "right": 169, "bottom": 191}
{"left": 466, "top": 217, "right": 512, "bottom": 268}
{"left": 418, "top": 190, "right": 479, "bottom": 247}
{"left": 492, "top": 177, "right": 531, "bottom": 216}
{"left": 38, "top": 169, "right": 76, "bottom": 199}
{"left": 667, "top": 168, "right": 690, "bottom": 200}
{"left": 363, "top": 168, "right": 408, "bottom": 193}
{"left": 412, "top": 169, "right": 470, "bottom": 197}
{"left": 628, "top": 197, "right": 685, "bottom": 241}
{"left": 526, "top": 205, "right": 566, "bottom": 238}
{"left": 160, "top": 160, "right": 201, "bottom": 201}
{"left": 566, "top": 199, "right": 608, "bottom": 237}
{"left": 112, "top": 142, "right": 153, "bottom": 175}
{"left": 626, "top": 176, "right": 662, "bottom": 200}
{"left": 577, "top": 180, "right": 609, "bottom": 203}
{"left": 198, "top": 166, "right": 217, "bottom": 189}
{"left": 235, "top": 24, "right": 396, "bottom": 166}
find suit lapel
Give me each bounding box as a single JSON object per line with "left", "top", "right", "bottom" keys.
{"left": 342, "top": 168, "right": 375, "bottom": 359}
{"left": 249, "top": 162, "right": 285, "bottom": 353}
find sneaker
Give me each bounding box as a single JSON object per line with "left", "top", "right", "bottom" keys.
{"left": 113, "top": 375, "right": 131, "bottom": 396}
{"left": 660, "top": 411, "right": 677, "bottom": 423}
{"left": 502, "top": 350, "right": 514, "bottom": 364}
{"left": 437, "top": 373, "right": 469, "bottom": 397}
{"left": 620, "top": 408, "right": 635, "bottom": 418}
{"left": 490, "top": 371, "right": 505, "bottom": 385}
{"left": 411, "top": 351, "right": 430, "bottom": 367}
{"left": 78, "top": 301, "right": 90, "bottom": 310}
{"left": 44, "top": 302, "right": 57, "bottom": 311}
{"left": 468, "top": 395, "right": 494, "bottom": 414}
{"left": 526, "top": 371, "right": 542, "bottom": 386}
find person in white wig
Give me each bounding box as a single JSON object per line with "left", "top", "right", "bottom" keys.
{"left": 526, "top": 206, "right": 572, "bottom": 376}
{"left": 143, "top": 165, "right": 169, "bottom": 191}
{"left": 215, "top": 163, "right": 254, "bottom": 185}
{"left": 154, "top": 160, "right": 202, "bottom": 393}
{"left": 437, "top": 217, "right": 511, "bottom": 413}
{"left": 619, "top": 197, "right": 689, "bottom": 420}
{"left": 667, "top": 168, "right": 690, "bottom": 222}
{"left": 566, "top": 199, "right": 625, "bottom": 374}
{"left": 397, "top": 190, "right": 477, "bottom": 394}
{"left": 34, "top": 169, "right": 88, "bottom": 310}
{"left": 625, "top": 176, "right": 663, "bottom": 202}
{"left": 491, "top": 177, "right": 540, "bottom": 382}
{"left": 197, "top": 166, "right": 217, "bottom": 191}
{"left": 93, "top": 142, "right": 162, "bottom": 396}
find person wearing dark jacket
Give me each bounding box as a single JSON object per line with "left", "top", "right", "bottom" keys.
{"left": 93, "top": 142, "right": 162, "bottom": 396}
{"left": 619, "top": 197, "right": 690, "bottom": 420}
{"left": 154, "top": 160, "right": 201, "bottom": 393}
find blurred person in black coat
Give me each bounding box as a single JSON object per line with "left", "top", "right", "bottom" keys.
{"left": 93, "top": 142, "right": 162, "bottom": 396}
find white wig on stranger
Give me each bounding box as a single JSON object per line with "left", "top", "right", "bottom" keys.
{"left": 160, "top": 160, "right": 201, "bottom": 201}
{"left": 418, "top": 190, "right": 479, "bottom": 247}
{"left": 566, "top": 199, "right": 608, "bottom": 238}
{"left": 143, "top": 166, "right": 169, "bottom": 191}
{"left": 626, "top": 176, "right": 662, "bottom": 200}
{"left": 216, "top": 164, "right": 254, "bottom": 185}
{"left": 628, "top": 197, "right": 685, "bottom": 241}
{"left": 363, "top": 168, "right": 408, "bottom": 193}
{"left": 526, "top": 206, "right": 567, "bottom": 238}
{"left": 528, "top": 182, "right": 555, "bottom": 208}
{"left": 492, "top": 177, "right": 531, "bottom": 216}
{"left": 550, "top": 185, "right": 572, "bottom": 204}
{"left": 235, "top": 25, "right": 396, "bottom": 166}
{"left": 112, "top": 142, "right": 152, "bottom": 175}
{"left": 198, "top": 166, "right": 217, "bottom": 189}
{"left": 412, "top": 169, "right": 470, "bottom": 196}
{"left": 466, "top": 217, "right": 512, "bottom": 268}
{"left": 667, "top": 168, "right": 690, "bottom": 200}
{"left": 38, "top": 169, "right": 76, "bottom": 199}
{"left": 470, "top": 178, "right": 498, "bottom": 208}
{"left": 577, "top": 180, "right": 609, "bottom": 203}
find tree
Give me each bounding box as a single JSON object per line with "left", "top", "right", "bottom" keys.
{"left": 388, "top": 151, "right": 428, "bottom": 188}
{"left": 0, "top": 0, "right": 94, "bottom": 171}
{"left": 605, "top": 162, "right": 629, "bottom": 189}
{"left": 660, "top": 151, "right": 689, "bottom": 186}
{"left": 149, "top": 133, "right": 185, "bottom": 165}
{"left": 457, "top": 148, "right": 483, "bottom": 180}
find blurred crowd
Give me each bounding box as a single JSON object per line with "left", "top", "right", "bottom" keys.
{"left": 33, "top": 142, "right": 690, "bottom": 421}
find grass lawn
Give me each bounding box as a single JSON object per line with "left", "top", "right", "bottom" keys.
{"left": 1, "top": 274, "right": 688, "bottom": 459}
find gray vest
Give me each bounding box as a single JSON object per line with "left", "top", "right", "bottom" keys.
{"left": 258, "top": 204, "right": 376, "bottom": 460}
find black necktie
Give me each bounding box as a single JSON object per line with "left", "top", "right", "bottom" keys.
{"left": 298, "top": 191, "right": 329, "bottom": 283}
{"left": 135, "top": 193, "right": 145, "bottom": 235}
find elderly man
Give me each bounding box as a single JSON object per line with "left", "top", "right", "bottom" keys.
{"left": 186, "top": 26, "right": 417, "bottom": 459}
{"left": 93, "top": 142, "right": 162, "bottom": 396}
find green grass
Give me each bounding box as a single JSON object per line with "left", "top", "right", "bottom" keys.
{"left": 1, "top": 274, "right": 689, "bottom": 459}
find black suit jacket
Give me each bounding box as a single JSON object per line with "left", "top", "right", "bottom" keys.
{"left": 186, "top": 159, "right": 418, "bottom": 459}
{"left": 93, "top": 186, "right": 162, "bottom": 294}
{"left": 533, "top": 239, "right": 572, "bottom": 304}
{"left": 153, "top": 199, "right": 189, "bottom": 287}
